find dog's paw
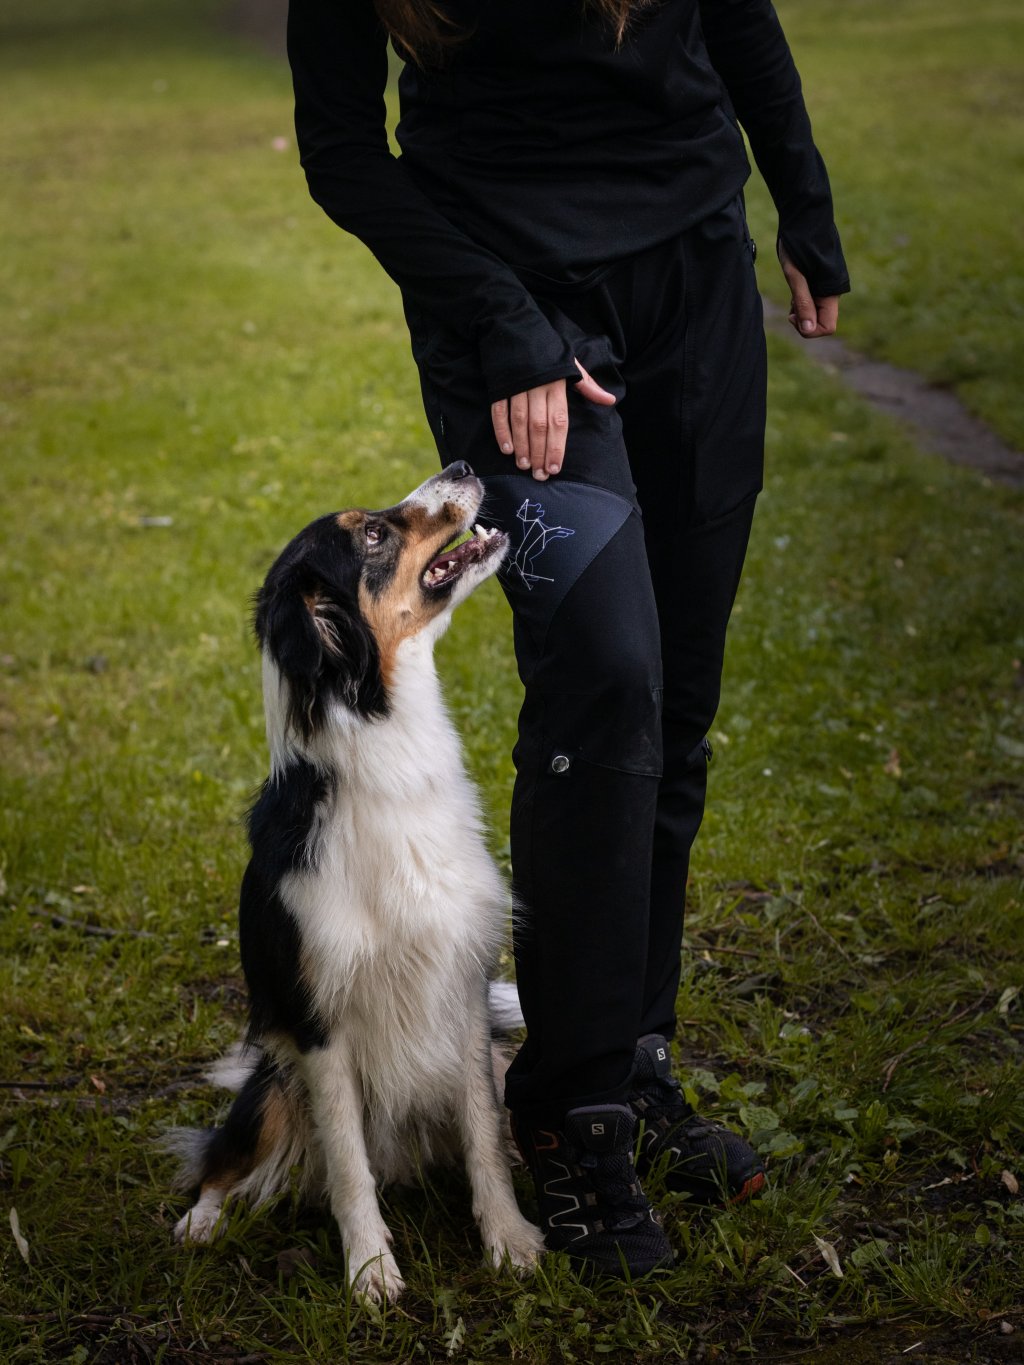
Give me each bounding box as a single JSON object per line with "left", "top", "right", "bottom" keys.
{"left": 173, "top": 1200, "right": 225, "bottom": 1246}
{"left": 484, "top": 1216, "right": 545, "bottom": 1275}
{"left": 349, "top": 1248, "right": 405, "bottom": 1305}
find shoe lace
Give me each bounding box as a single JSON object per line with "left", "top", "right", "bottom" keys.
{"left": 634, "top": 1075, "right": 728, "bottom": 1152}
{"left": 574, "top": 1148, "right": 650, "bottom": 1231}
{"left": 635, "top": 1072, "right": 695, "bottom": 1124}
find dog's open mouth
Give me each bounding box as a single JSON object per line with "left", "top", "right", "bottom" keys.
{"left": 422, "top": 525, "right": 505, "bottom": 590}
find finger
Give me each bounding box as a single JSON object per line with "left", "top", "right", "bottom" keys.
{"left": 491, "top": 399, "right": 514, "bottom": 455}
{"left": 509, "top": 392, "right": 530, "bottom": 469}
{"left": 574, "top": 359, "right": 617, "bottom": 406}
{"left": 788, "top": 274, "right": 818, "bottom": 337}
{"left": 778, "top": 242, "right": 818, "bottom": 338}
{"left": 544, "top": 387, "right": 569, "bottom": 476}
{"left": 528, "top": 388, "right": 549, "bottom": 480}
{"left": 815, "top": 295, "right": 840, "bottom": 336}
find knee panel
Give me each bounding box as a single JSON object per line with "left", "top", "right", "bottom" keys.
{"left": 478, "top": 477, "right": 665, "bottom": 779}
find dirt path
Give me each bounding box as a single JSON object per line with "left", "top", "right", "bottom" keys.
{"left": 226, "top": 2, "right": 1023, "bottom": 490}
{"left": 763, "top": 299, "right": 1023, "bottom": 488}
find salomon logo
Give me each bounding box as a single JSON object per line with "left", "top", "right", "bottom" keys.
{"left": 656, "top": 1047, "right": 666, "bottom": 1062}
{"left": 591, "top": 1122, "right": 604, "bottom": 1136}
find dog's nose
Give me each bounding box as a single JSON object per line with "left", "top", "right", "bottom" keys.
{"left": 446, "top": 461, "right": 473, "bottom": 480}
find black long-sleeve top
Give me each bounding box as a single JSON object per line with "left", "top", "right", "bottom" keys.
{"left": 288, "top": 0, "right": 850, "bottom": 403}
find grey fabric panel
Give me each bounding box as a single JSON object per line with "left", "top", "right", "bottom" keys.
{"left": 478, "top": 474, "right": 634, "bottom": 633}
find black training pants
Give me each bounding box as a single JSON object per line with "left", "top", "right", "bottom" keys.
{"left": 407, "top": 195, "right": 767, "bottom": 1116}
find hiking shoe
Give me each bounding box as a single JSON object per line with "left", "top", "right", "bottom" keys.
{"left": 511, "top": 1102, "right": 674, "bottom": 1277}
{"left": 630, "top": 1035, "right": 766, "bottom": 1205}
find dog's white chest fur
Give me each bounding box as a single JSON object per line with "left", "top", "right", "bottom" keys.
{"left": 275, "top": 636, "right": 506, "bottom": 1106}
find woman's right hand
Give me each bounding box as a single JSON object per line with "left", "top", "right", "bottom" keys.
{"left": 491, "top": 360, "right": 616, "bottom": 481}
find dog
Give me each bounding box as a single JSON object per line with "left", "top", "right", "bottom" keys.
{"left": 167, "top": 461, "right": 543, "bottom": 1302}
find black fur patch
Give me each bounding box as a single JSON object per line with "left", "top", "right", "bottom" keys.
{"left": 195, "top": 1051, "right": 278, "bottom": 1190}
{"left": 240, "top": 757, "right": 333, "bottom": 1052}
{"left": 254, "top": 514, "right": 388, "bottom": 736}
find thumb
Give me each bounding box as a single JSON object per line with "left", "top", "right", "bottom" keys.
{"left": 789, "top": 274, "right": 818, "bottom": 336}
{"left": 778, "top": 240, "right": 818, "bottom": 337}
{"left": 574, "top": 359, "right": 617, "bottom": 406}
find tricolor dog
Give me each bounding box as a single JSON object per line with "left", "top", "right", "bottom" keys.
{"left": 168, "top": 462, "right": 542, "bottom": 1302}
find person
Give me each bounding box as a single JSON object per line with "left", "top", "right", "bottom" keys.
{"left": 286, "top": 0, "right": 849, "bottom": 1277}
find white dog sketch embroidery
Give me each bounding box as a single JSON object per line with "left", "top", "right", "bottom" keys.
{"left": 509, "top": 498, "right": 575, "bottom": 590}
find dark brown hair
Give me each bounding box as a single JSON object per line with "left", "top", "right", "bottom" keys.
{"left": 374, "top": 0, "right": 648, "bottom": 67}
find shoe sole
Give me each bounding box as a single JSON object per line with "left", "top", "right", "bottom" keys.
{"left": 727, "top": 1169, "right": 766, "bottom": 1205}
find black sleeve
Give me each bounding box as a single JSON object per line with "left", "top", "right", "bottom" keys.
{"left": 698, "top": 0, "right": 850, "bottom": 297}
{"left": 287, "top": 0, "right": 580, "bottom": 402}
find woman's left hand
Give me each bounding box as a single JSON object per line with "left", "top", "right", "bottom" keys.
{"left": 491, "top": 360, "right": 616, "bottom": 480}
{"left": 777, "top": 241, "right": 840, "bottom": 339}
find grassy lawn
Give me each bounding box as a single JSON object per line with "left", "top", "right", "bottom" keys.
{"left": 1, "top": 1, "right": 1022, "bottom": 1361}
{"left": 745, "top": 0, "right": 1024, "bottom": 450}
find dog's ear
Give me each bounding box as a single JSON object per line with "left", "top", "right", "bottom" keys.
{"left": 255, "top": 549, "right": 387, "bottom": 737}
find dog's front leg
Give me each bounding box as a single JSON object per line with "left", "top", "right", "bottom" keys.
{"left": 457, "top": 995, "right": 544, "bottom": 1274}
{"left": 300, "top": 1043, "right": 405, "bottom": 1304}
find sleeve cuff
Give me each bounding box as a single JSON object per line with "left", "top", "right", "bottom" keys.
{"left": 778, "top": 226, "right": 851, "bottom": 299}
{"left": 483, "top": 361, "right": 582, "bottom": 406}
{"left": 478, "top": 318, "right": 581, "bottom": 404}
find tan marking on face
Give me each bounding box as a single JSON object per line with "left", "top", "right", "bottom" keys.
{"left": 337, "top": 509, "right": 365, "bottom": 532}
{"left": 358, "top": 501, "right": 465, "bottom": 688}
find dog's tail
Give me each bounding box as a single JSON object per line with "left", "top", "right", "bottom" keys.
{"left": 488, "top": 979, "right": 525, "bottom": 1033}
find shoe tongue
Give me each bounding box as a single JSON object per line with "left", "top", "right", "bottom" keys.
{"left": 564, "top": 1103, "right": 636, "bottom": 1153}
{"left": 634, "top": 1034, "right": 673, "bottom": 1084}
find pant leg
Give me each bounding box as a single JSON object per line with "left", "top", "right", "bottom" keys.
{"left": 409, "top": 301, "right": 668, "bottom": 1113}
{"left": 612, "top": 197, "right": 767, "bottom": 1040}
{"left": 403, "top": 195, "right": 765, "bottom": 1106}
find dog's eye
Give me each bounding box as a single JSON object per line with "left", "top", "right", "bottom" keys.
{"left": 365, "top": 524, "right": 383, "bottom": 546}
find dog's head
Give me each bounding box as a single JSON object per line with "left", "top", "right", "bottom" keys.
{"left": 255, "top": 462, "right": 507, "bottom": 742}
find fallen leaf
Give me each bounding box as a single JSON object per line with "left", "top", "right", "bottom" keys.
{"left": 90, "top": 1075, "right": 107, "bottom": 1094}
{"left": 445, "top": 1316, "right": 467, "bottom": 1358}
{"left": 883, "top": 748, "right": 902, "bottom": 777}
{"left": 997, "top": 986, "right": 1019, "bottom": 1016}
{"left": 1001, "top": 1169, "right": 1019, "bottom": 1195}
{"left": 9, "top": 1208, "right": 29, "bottom": 1265}
{"left": 812, "top": 1233, "right": 844, "bottom": 1278}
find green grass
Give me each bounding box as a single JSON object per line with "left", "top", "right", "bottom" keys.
{"left": 1, "top": 1, "right": 1023, "bottom": 1361}
{"left": 745, "top": 0, "right": 1024, "bottom": 450}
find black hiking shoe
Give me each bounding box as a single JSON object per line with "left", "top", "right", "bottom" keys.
{"left": 630, "top": 1035, "right": 766, "bottom": 1205}
{"left": 511, "top": 1102, "right": 674, "bottom": 1278}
